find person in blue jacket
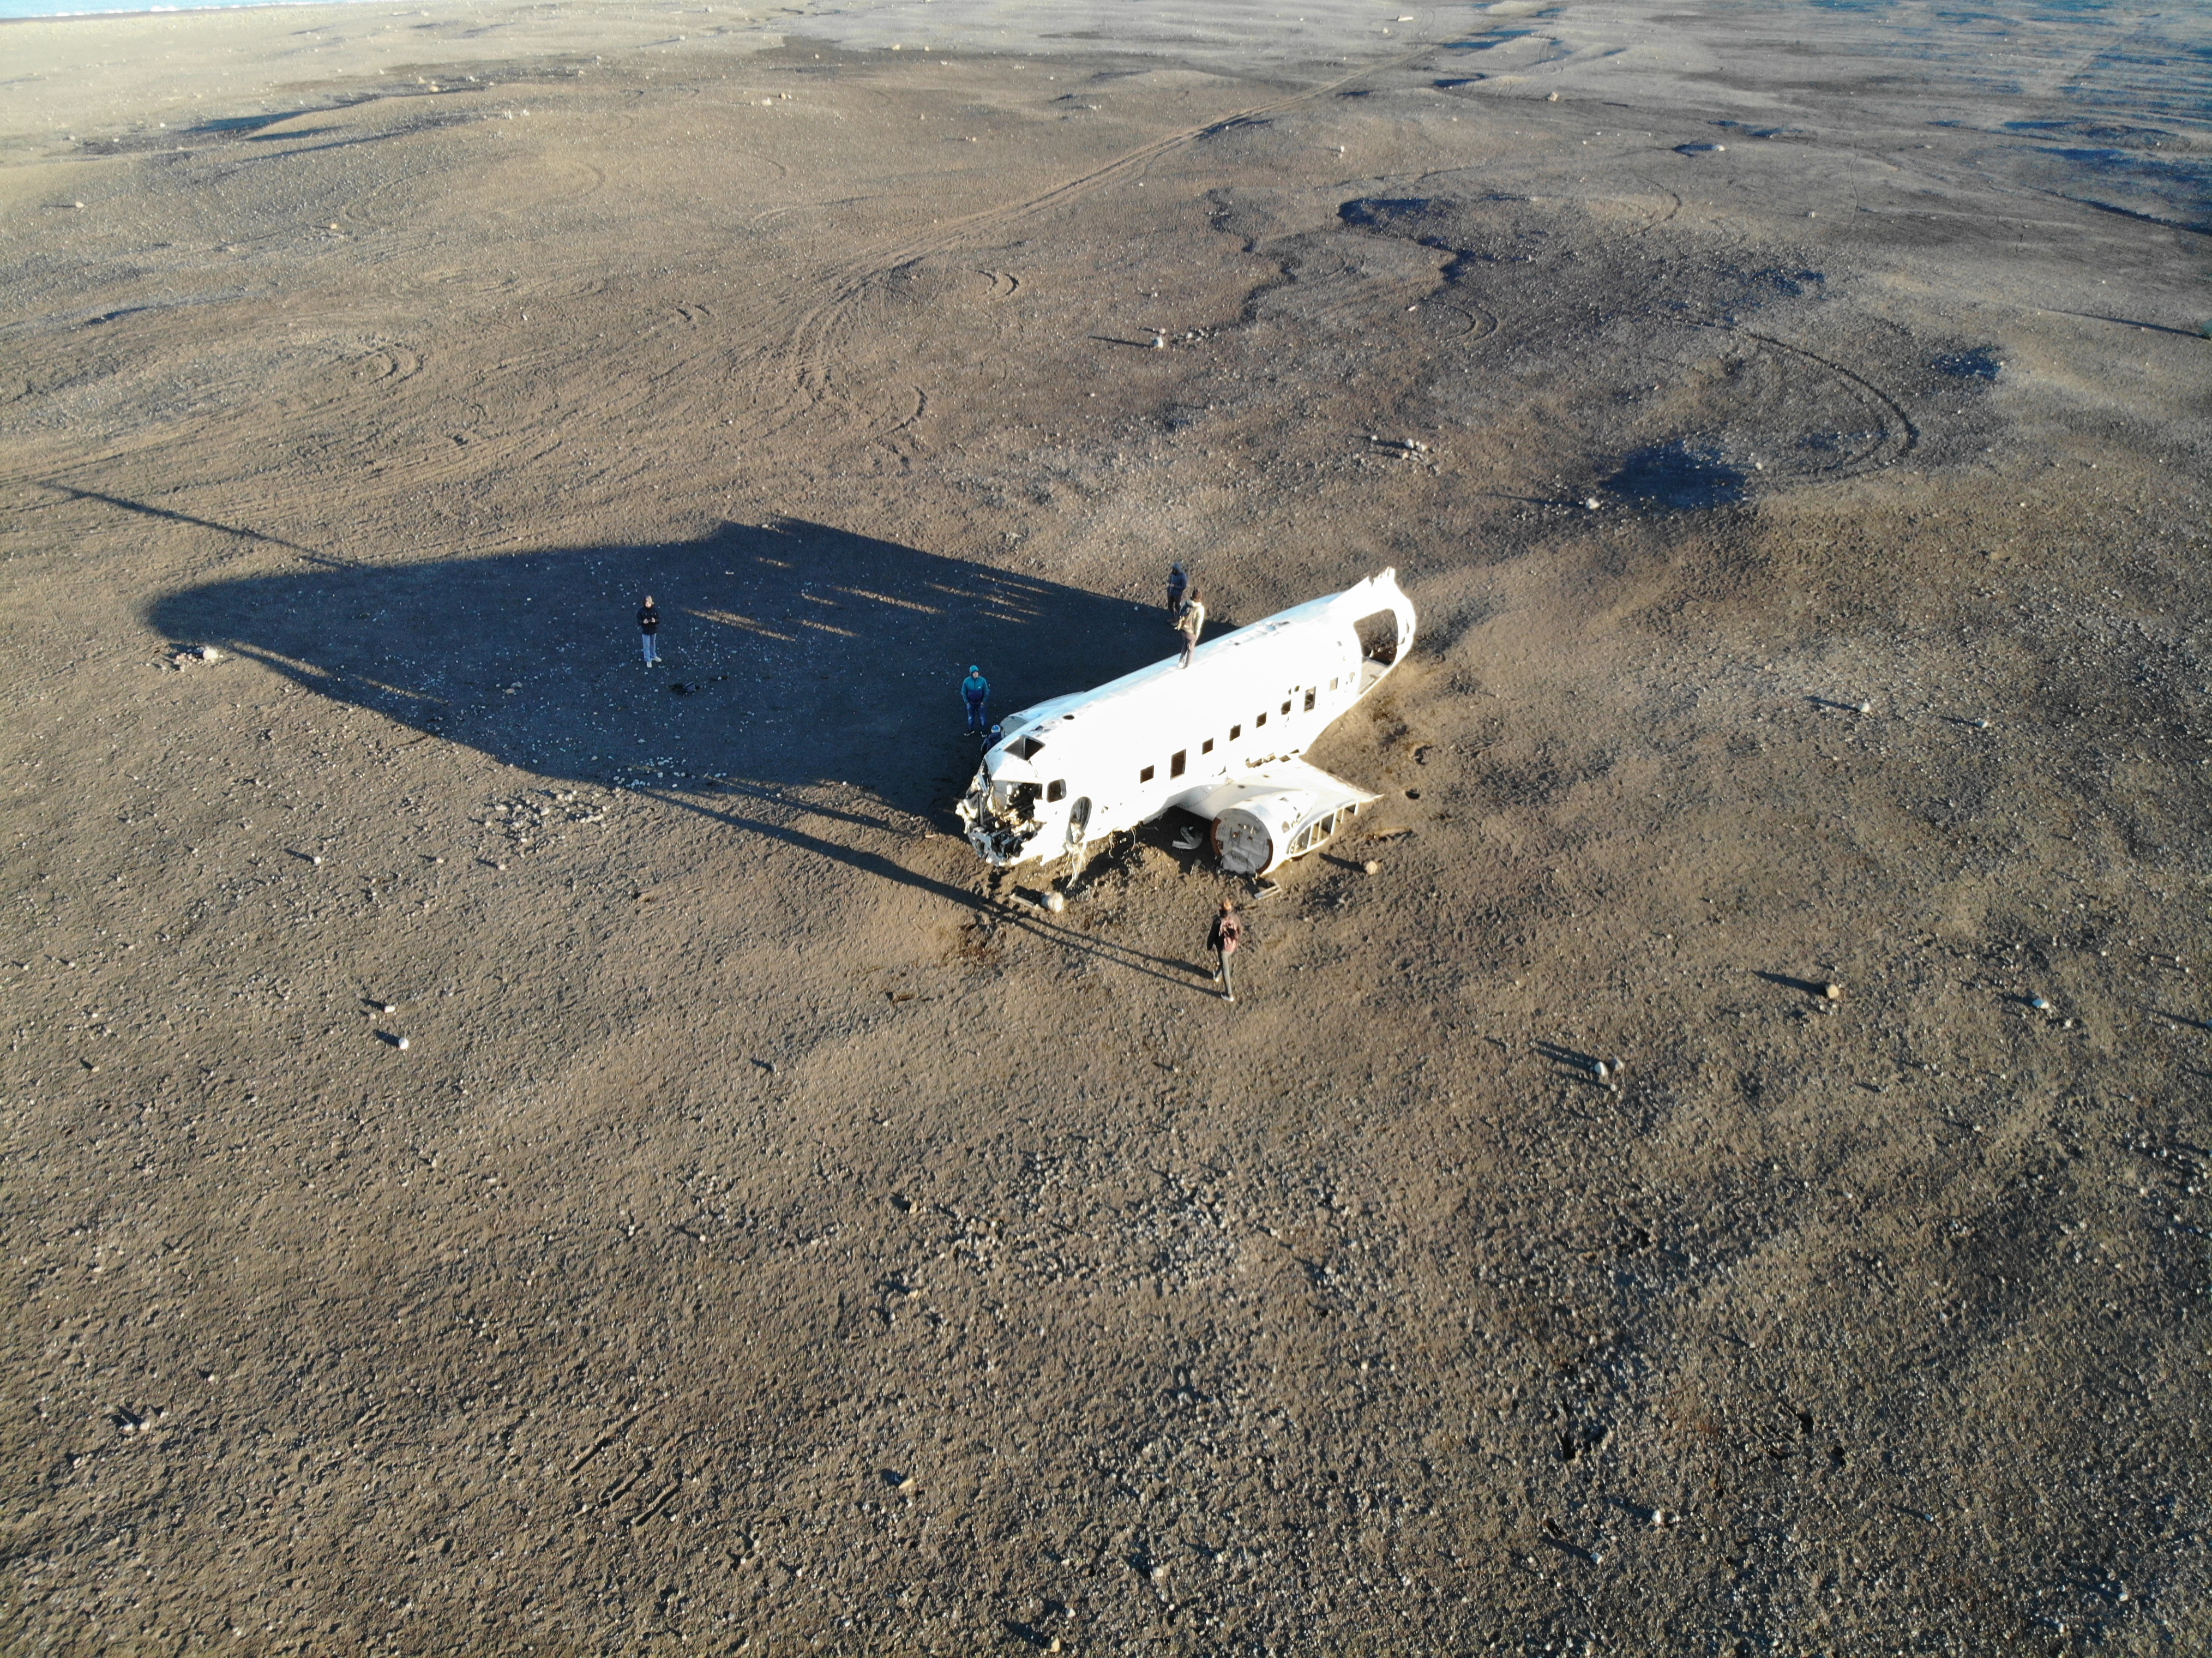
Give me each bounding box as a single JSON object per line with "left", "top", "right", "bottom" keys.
{"left": 962, "top": 666, "right": 990, "bottom": 736}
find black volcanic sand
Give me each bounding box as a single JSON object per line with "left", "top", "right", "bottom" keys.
{"left": 2, "top": 0, "right": 2209, "bottom": 1653}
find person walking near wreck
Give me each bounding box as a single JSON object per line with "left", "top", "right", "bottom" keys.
{"left": 638, "top": 594, "right": 661, "bottom": 665}
{"left": 1176, "top": 591, "right": 1207, "bottom": 669}
{"left": 1208, "top": 898, "right": 1243, "bottom": 1002}
{"left": 963, "top": 665, "right": 991, "bottom": 736}
{"left": 1166, "top": 561, "right": 1189, "bottom": 617}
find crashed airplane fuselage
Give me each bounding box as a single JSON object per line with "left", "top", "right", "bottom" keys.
{"left": 955, "top": 570, "right": 1416, "bottom": 878}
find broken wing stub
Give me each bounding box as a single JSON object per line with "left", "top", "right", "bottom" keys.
{"left": 1195, "top": 759, "right": 1379, "bottom": 877}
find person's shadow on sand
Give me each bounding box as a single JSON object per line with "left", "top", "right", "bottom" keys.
{"left": 148, "top": 516, "right": 1212, "bottom": 826}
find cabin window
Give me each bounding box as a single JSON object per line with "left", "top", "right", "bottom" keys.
{"left": 1255, "top": 712, "right": 1267, "bottom": 728}
{"left": 1331, "top": 676, "right": 1339, "bottom": 692}
{"left": 1202, "top": 738, "right": 1215, "bottom": 755}
{"left": 1304, "top": 688, "right": 1317, "bottom": 712}
{"left": 1317, "top": 811, "right": 1335, "bottom": 838}
{"left": 1047, "top": 779, "right": 1066, "bottom": 803}
{"left": 1229, "top": 724, "right": 1241, "bottom": 741}
{"left": 1281, "top": 699, "right": 1292, "bottom": 716}
{"left": 1170, "top": 750, "right": 1187, "bottom": 778}
{"left": 1140, "top": 765, "right": 1156, "bottom": 784}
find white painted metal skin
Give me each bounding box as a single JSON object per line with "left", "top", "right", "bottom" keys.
{"left": 955, "top": 570, "right": 1416, "bottom": 876}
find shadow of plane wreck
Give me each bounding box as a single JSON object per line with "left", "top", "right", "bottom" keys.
{"left": 149, "top": 518, "right": 1194, "bottom": 825}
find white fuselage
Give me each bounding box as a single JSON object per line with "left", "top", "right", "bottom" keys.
{"left": 957, "top": 570, "right": 1416, "bottom": 871}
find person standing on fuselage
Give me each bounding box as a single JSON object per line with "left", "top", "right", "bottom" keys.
{"left": 1176, "top": 592, "right": 1206, "bottom": 669}
{"left": 963, "top": 665, "right": 991, "bottom": 736}
{"left": 638, "top": 595, "right": 660, "bottom": 665}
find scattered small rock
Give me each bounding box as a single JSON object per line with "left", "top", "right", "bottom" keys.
{"left": 2029, "top": 995, "right": 2051, "bottom": 1011}
{"left": 1584, "top": 497, "right": 1600, "bottom": 510}
{"left": 1042, "top": 891, "right": 1066, "bottom": 914}
{"left": 1855, "top": 701, "right": 1872, "bottom": 716}
{"left": 1824, "top": 982, "right": 1843, "bottom": 1000}
{"left": 1362, "top": 860, "right": 1380, "bottom": 875}
{"left": 396, "top": 1036, "right": 410, "bottom": 1051}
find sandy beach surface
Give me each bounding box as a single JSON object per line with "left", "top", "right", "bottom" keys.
{"left": 3, "top": 0, "right": 2209, "bottom": 1650}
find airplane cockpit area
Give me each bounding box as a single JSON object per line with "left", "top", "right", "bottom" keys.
{"left": 957, "top": 709, "right": 1081, "bottom": 867}
{"left": 957, "top": 770, "right": 1048, "bottom": 866}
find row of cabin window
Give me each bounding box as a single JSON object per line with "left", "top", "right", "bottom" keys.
{"left": 1137, "top": 683, "right": 1329, "bottom": 785}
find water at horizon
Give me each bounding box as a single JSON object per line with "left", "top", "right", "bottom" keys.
{"left": 0, "top": 0, "right": 377, "bottom": 18}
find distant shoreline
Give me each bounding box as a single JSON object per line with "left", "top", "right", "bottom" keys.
{"left": 0, "top": 0, "right": 377, "bottom": 20}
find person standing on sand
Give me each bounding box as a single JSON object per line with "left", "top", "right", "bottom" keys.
{"left": 1166, "top": 562, "right": 1189, "bottom": 617}
{"left": 638, "top": 595, "right": 660, "bottom": 666}
{"left": 1177, "top": 592, "right": 1206, "bottom": 669}
{"left": 963, "top": 665, "right": 991, "bottom": 736}
{"left": 1208, "top": 898, "right": 1243, "bottom": 1002}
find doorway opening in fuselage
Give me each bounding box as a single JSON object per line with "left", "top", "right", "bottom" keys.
{"left": 1354, "top": 609, "right": 1399, "bottom": 692}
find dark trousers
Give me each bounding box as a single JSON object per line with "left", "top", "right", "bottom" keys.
{"left": 965, "top": 696, "right": 988, "bottom": 734}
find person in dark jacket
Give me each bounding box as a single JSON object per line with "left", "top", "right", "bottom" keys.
{"left": 638, "top": 595, "right": 660, "bottom": 665}
{"left": 1166, "top": 562, "right": 1189, "bottom": 617}
{"left": 963, "top": 665, "right": 991, "bottom": 735}
{"left": 1208, "top": 898, "right": 1243, "bottom": 1001}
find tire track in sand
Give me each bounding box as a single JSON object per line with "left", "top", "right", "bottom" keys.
{"left": 738, "top": 47, "right": 1442, "bottom": 458}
